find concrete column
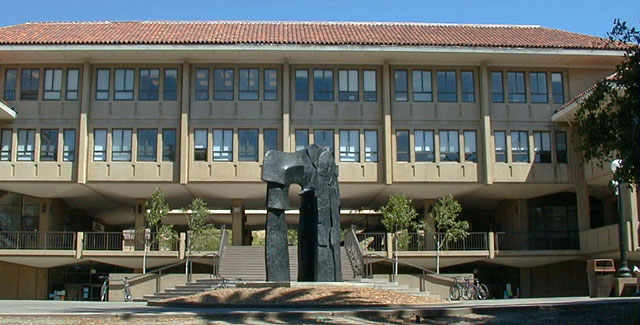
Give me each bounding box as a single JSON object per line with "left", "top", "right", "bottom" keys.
{"left": 77, "top": 62, "right": 91, "bottom": 184}
{"left": 479, "top": 63, "right": 493, "bottom": 184}
{"left": 231, "top": 199, "right": 245, "bottom": 246}
{"left": 382, "top": 63, "right": 393, "bottom": 185}
{"left": 179, "top": 62, "right": 191, "bottom": 184}
{"left": 386, "top": 232, "right": 393, "bottom": 258}
{"left": 178, "top": 232, "right": 186, "bottom": 259}
{"left": 134, "top": 198, "right": 146, "bottom": 249}
{"left": 621, "top": 185, "right": 638, "bottom": 250}
{"left": 422, "top": 199, "right": 436, "bottom": 229}
{"left": 488, "top": 231, "right": 495, "bottom": 258}
{"left": 519, "top": 267, "right": 531, "bottom": 298}
{"left": 282, "top": 62, "right": 291, "bottom": 152}
{"left": 573, "top": 132, "right": 591, "bottom": 231}
{"left": 75, "top": 232, "right": 84, "bottom": 258}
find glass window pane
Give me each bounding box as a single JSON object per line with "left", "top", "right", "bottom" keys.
{"left": 162, "top": 129, "right": 176, "bottom": 162}
{"left": 4, "top": 69, "right": 17, "bottom": 100}
{"left": 491, "top": 72, "right": 504, "bottom": 103}
{"left": 530, "top": 72, "right": 548, "bottom": 103}
{"left": 239, "top": 68, "right": 259, "bottom": 100}
{"left": 314, "top": 129, "right": 334, "bottom": 152}
{"left": 40, "top": 129, "right": 58, "bottom": 161}
{"left": 495, "top": 131, "right": 506, "bottom": 163}
{"left": 396, "top": 130, "right": 409, "bottom": 162}
{"left": 96, "top": 69, "right": 110, "bottom": 100}
{"left": 264, "top": 129, "right": 278, "bottom": 154}
{"left": 93, "top": 129, "right": 107, "bottom": 161}
{"left": 139, "top": 69, "right": 160, "bottom": 101}
{"left": 394, "top": 70, "right": 408, "bottom": 102}
{"left": 194, "top": 129, "right": 207, "bottom": 161}
{"left": 508, "top": 72, "right": 526, "bottom": 103}
{"left": 21, "top": 69, "right": 39, "bottom": 100}
{"left": 112, "top": 129, "right": 132, "bottom": 161}
{"left": 295, "top": 70, "right": 309, "bottom": 101}
{"left": 44, "top": 69, "right": 62, "bottom": 100}
{"left": 66, "top": 69, "right": 79, "bottom": 100}
{"left": 412, "top": 70, "right": 432, "bottom": 102}
{"left": 415, "top": 130, "right": 435, "bottom": 162}
{"left": 137, "top": 129, "right": 158, "bottom": 162}
{"left": 461, "top": 71, "right": 475, "bottom": 102}
{"left": 213, "top": 69, "right": 234, "bottom": 100}
{"left": 555, "top": 131, "right": 568, "bottom": 163}
{"left": 114, "top": 69, "right": 134, "bottom": 100}
{"left": 338, "top": 70, "right": 358, "bottom": 101}
{"left": 439, "top": 130, "right": 459, "bottom": 162}
{"left": 17, "top": 130, "right": 35, "bottom": 161}
{"left": 551, "top": 73, "right": 564, "bottom": 104}
{"left": 437, "top": 70, "right": 457, "bottom": 102}
{"left": 295, "top": 130, "right": 309, "bottom": 151}
{"left": 195, "top": 69, "right": 209, "bottom": 101}
{"left": 364, "top": 130, "right": 378, "bottom": 162}
{"left": 163, "top": 69, "right": 178, "bottom": 101}
{"left": 339, "top": 130, "right": 359, "bottom": 162}
{"left": 264, "top": 69, "right": 278, "bottom": 101}
{"left": 238, "top": 129, "right": 258, "bottom": 161}
{"left": 464, "top": 130, "right": 477, "bottom": 162}
{"left": 314, "top": 69, "right": 334, "bottom": 101}
{"left": 1, "top": 129, "right": 12, "bottom": 161}
{"left": 363, "top": 70, "right": 377, "bottom": 102}
{"left": 213, "top": 129, "right": 233, "bottom": 161}
{"left": 511, "top": 131, "right": 529, "bottom": 162}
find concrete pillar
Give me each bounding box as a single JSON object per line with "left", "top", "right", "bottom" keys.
{"left": 573, "top": 132, "right": 591, "bottom": 231}
{"left": 77, "top": 61, "right": 91, "bottom": 184}
{"left": 488, "top": 231, "right": 495, "bottom": 258}
{"left": 179, "top": 62, "right": 191, "bottom": 184}
{"left": 479, "top": 63, "right": 493, "bottom": 184}
{"left": 519, "top": 267, "right": 531, "bottom": 298}
{"left": 386, "top": 232, "right": 393, "bottom": 258}
{"left": 621, "top": 185, "right": 638, "bottom": 250}
{"left": 178, "top": 232, "right": 186, "bottom": 259}
{"left": 231, "top": 199, "right": 245, "bottom": 246}
{"left": 382, "top": 63, "right": 393, "bottom": 185}
{"left": 39, "top": 198, "right": 53, "bottom": 232}
{"left": 76, "top": 232, "right": 84, "bottom": 258}
{"left": 422, "top": 199, "right": 436, "bottom": 230}
{"left": 134, "top": 198, "right": 146, "bottom": 249}
{"left": 282, "top": 62, "right": 291, "bottom": 152}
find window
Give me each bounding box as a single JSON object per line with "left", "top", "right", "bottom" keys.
{"left": 162, "top": 129, "right": 176, "bottom": 162}
{"left": 40, "top": 129, "right": 59, "bottom": 161}
{"left": 551, "top": 73, "right": 564, "bottom": 104}
{"left": 461, "top": 71, "right": 475, "bottom": 102}
{"left": 114, "top": 69, "right": 134, "bottom": 100}
{"left": 464, "top": 130, "right": 477, "bottom": 162}
{"left": 439, "top": 130, "right": 459, "bottom": 162}
{"left": 437, "top": 70, "right": 457, "bottom": 102}
{"left": 163, "top": 69, "right": 178, "bottom": 101}
{"left": 555, "top": 132, "right": 568, "bottom": 163}
{"left": 139, "top": 69, "right": 160, "bottom": 101}
{"left": 313, "top": 69, "right": 334, "bottom": 101}
{"left": 17, "top": 129, "right": 35, "bottom": 161}
{"left": 511, "top": 131, "right": 529, "bottom": 163}
{"left": 414, "top": 130, "right": 435, "bottom": 162}
{"left": 4, "top": 69, "right": 16, "bottom": 100}
{"left": 194, "top": 129, "right": 207, "bottom": 161}
{"left": 412, "top": 70, "right": 432, "bottom": 102}
{"left": 195, "top": 69, "right": 209, "bottom": 100}
{"left": 295, "top": 70, "right": 309, "bottom": 101}
{"left": 494, "top": 131, "right": 507, "bottom": 163}
{"left": 295, "top": 130, "right": 309, "bottom": 151}
{"left": 137, "top": 129, "right": 157, "bottom": 162}
{"left": 394, "top": 70, "right": 408, "bottom": 101}
{"left": 264, "top": 69, "right": 278, "bottom": 101}
{"left": 66, "top": 69, "right": 79, "bottom": 100}
{"left": 338, "top": 70, "right": 358, "bottom": 101}
{"left": 93, "top": 129, "right": 107, "bottom": 161}
{"left": 238, "top": 129, "right": 258, "bottom": 161}
{"left": 213, "top": 68, "right": 234, "bottom": 100}
{"left": 112, "top": 129, "right": 132, "bottom": 161}
{"left": 43, "top": 69, "right": 62, "bottom": 100}
{"left": 1, "top": 129, "right": 11, "bottom": 161}
{"left": 507, "top": 72, "right": 526, "bottom": 103}
{"left": 396, "top": 130, "right": 409, "bottom": 162}
{"left": 491, "top": 72, "right": 504, "bottom": 103}
{"left": 264, "top": 129, "right": 278, "bottom": 154}
{"left": 533, "top": 131, "right": 551, "bottom": 163}
{"left": 530, "top": 72, "right": 548, "bottom": 103}
{"left": 314, "top": 129, "right": 334, "bottom": 152}
{"left": 96, "top": 69, "right": 110, "bottom": 100}
{"left": 213, "top": 129, "right": 233, "bottom": 161}
{"left": 364, "top": 130, "right": 378, "bottom": 162}
{"left": 363, "top": 70, "right": 377, "bottom": 102}
{"left": 20, "top": 69, "right": 39, "bottom": 100}
{"left": 63, "top": 129, "right": 76, "bottom": 162}
{"left": 339, "top": 130, "right": 359, "bottom": 162}
{"left": 239, "top": 68, "right": 259, "bottom": 100}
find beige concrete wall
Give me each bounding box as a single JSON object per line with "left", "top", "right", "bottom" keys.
{"left": 530, "top": 260, "right": 587, "bottom": 297}
{"left": 0, "top": 261, "right": 47, "bottom": 300}
{"left": 39, "top": 198, "right": 69, "bottom": 232}
{"left": 580, "top": 224, "right": 619, "bottom": 254}
{"left": 108, "top": 273, "right": 211, "bottom": 301}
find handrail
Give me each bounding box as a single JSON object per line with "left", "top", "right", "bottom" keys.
{"left": 344, "top": 227, "right": 365, "bottom": 278}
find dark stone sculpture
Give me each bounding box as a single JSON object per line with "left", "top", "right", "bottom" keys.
{"left": 261, "top": 144, "right": 342, "bottom": 282}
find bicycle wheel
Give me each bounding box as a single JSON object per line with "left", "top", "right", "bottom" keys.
{"left": 449, "top": 285, "right": 460, "bottom": 301}
{"left": 461, "top": 285, "right": 476, "bottom": 300}
{"left": 477, "top": 284, "right": 490, "bottom": 300}
{"left": 100, "top": 285, "right": 108, "bottom": 302}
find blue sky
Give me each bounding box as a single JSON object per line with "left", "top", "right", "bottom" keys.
{"left": 1, "top": 0, "right": 638, "bottom": 38}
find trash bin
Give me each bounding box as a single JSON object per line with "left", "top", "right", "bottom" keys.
{"left": 586, "top": 259, "right": 615, "bottom": 297}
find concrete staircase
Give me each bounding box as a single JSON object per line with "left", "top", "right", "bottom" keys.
{"left": 358, "top": 277, "right": 440, "bottom": 299}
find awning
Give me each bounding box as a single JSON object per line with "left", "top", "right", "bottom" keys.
{"left": 0, "top": 100, "right": 16, "bottom": 121}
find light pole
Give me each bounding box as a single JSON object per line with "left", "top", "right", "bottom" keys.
{"left": 610, "top": 159, "right": 632, "bottom": 278}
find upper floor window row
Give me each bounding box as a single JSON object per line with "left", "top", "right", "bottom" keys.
{"left": 0, "top": 128, "right": 76, "bottom": 162}
{"left": 195, "top": 68, "right": 278, "bottom": 101}
{"left": 92, "top": 128, "right": 176, "bottom": 163}
{"left": 193, "top": 128, "right": 279, "bottom": 162}
{"left": 295, "top": 69, "right": 377, "bottom": 102}
{"left": 295, "top": 128, "right": 378, "bottom": 162}
{"left": 491, "top": 71, "right": 565, "bottom": 104}
{"left": 494, "top": 130, "right": 568, "bottom": 164}
{"left": 394, "top": 69, "right": 475, "bottom": 103}
{"left": 96, "top": 68, "right": 179, "bottom": 101}
{"left": 396, "top": 129, "right": 477, "bottom": 163}
{"left": 4, "top": 68, "right": 79, "bottom": 101}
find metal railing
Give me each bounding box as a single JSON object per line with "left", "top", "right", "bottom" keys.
{"left": 402, "top": 232, "right": 488, "bottom": 251}
{"left": 344, "top": 228, "right": 366, "bottom": 278}
{"left": 495, "top": 231, "right": 579, "bottom": 250}
{"left": 84, "top": 232, "right": 124, "bottom": 250}
{"left": 355, "top": 232, "right": 386, "bottom": 252}
{"left": 83, "top": 231, "right": 179, "bottom": 251}
{"left": 0, "top": 231, "right": 76, "bottom": 250}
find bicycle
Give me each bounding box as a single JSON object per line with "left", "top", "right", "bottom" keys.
{"left": 448, "top": 277, "right": 464, "bottom": 300}
{"left": 461, "top": 277, "right": 476, "bottom": 300}
{"left": 473, "top": 278, "right": 489, "bottom": 300}
{"left": 99, "top": 275, "right": 110, "bottom": 302}
{"left": 123, "top": 277, "right": 132, "bottom": 302}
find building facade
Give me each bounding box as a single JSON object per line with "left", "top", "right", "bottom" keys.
{"left": 0, "top": 21, "right": 637, "bottom": 300}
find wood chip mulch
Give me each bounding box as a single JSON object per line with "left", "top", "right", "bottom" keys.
{"left": 163, "top": 286, "right": 443, "bottom": 306}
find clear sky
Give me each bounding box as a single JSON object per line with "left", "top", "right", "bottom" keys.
{"left": 1, "top": 0, "right": 638, "bottom": 38}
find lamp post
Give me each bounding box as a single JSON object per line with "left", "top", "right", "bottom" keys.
{"left": 610, "top": 159, "right": 632, "bottom": 278}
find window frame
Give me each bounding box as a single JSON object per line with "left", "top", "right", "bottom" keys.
{"left": 238, "top": 129, "right": 259, "bottom": 162}
{"left": 439, "top": 130, "right": 460, "bottom": 162}
{"left": 17, "top": 129, "right": 35, "bottom": 161}
{"left": 494, "top": 131, "right": 507, "bottom": 163}
{"left": 4, "top": 69, "right": 17, "bottom": 100}
{"left": 555, "top": 131, "right": 568, "bottom": 163}
{"left": 396, "top": 130, "right": 410, "bottom": 162}
{"left": 491, "top": 71, "right": 504, "bottom": 103}
{"left": 114, "top": 68, "right": 135, "bottom": 101}
{"left": 295, "top": 129, "right": 309, "bottom": 151}
{"left": 43, "top": 69, "right": 63, "bottom": 100}
{"left": 195, "top": 68, "right": 210, "bottom": 101}
{"left": 163, "top": 69, "right": 178, "bottom": 101}
{"left": 194, "top": 129, "right": 208, "bottom": 161}
{"left": 436, "top": 70, "right": 457, "bottom": 102}
{"left": 111, "top": 129, "right": 133, "bottom": 162}
{"left": 364, "top": 130, "right": 378, "bottom": 162}
{"left": 93, "top": 129, "right": 107, "bottom": 162}
{"left": 394, "top": 70, "right": 408, "bottom": 102}
{"left": 137, "top": 129, "right": 158, "bottom": 162}
{"left": 507, "top": 71, "right": 526, "bottom": 103}
{"left": 264, "top": 129, "right": 278, "bottom": 154}
{"left": 464, "top": 130, "right": 477, "bottom": 162}
{"left": 238, "top": 68, "right": 259, "bottom": 101}
{"left": 363, "top": 70, "right": 377, "bottom": 102}
{"left": 313, "top": 129, "right": 334, "bottom": 153}
{"left": 295, "top": 69, "right": 309, "bottom": 101}
{"left": 162, "top": 129, "right": 176, "bottom": 162}
{"left": 551, "top": 72, "right": 565, "bottom": 104}
{"left": 39, "top": 129, "right": 59, "bottom": 161}
{"left": 138, "top": 68, "right": 160, "bottom": 101}
{"left": 63, "top": 129, "right": 76, "bottom": 162}
{"left": 414, "top": 130, "right": 435, "bottom": 162}
{"left": 529, "top": 72, "right": 548, "bottom": 103}
{"left": 212, "top": 129, "right": 233, "bottom": 162}
{"left": 533, "top": 131, "right": 552, "bottom": 163}
{"left": 96, "top": 69, "right": 110, "bottom": 101}
{"left": 338, "top": 69, "right": 359, "bottom": 101}
{"left": 20, "top": 69, "right": 40, "bottom": 100}
{"left": 1, "top": 129, "right": 12, "bottom": 161}
{"left": 511, "top": 131, "right": 530, "bottom": 163}
{"left": 213, "top": 68, "right": 234, "bottom": 101}
{"left": 313, "top": 69, "right": 334, "bottom": 101}
{"left": 339, "top": 129, "right": 360, "bottom": 162}
{"left": 461, "top": 71, "right": 475, "bottom": 102}
{"left": 66, "top": 69, "right": 79, "bottom": 101}
{"left": 263, "top": 69, "right": 278, "bottom": 101}
{"left": 412, "top": 70, "right": 433, "bottom": 102}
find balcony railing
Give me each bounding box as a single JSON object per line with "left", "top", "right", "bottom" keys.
{"left": 0, "top": 231, "right": 76, "bottom": 250}
{"left": 83, "top": 231, "right": 179, "bottom": 251}
{"left": 355, "top": 232, "right": 386, "bottom": 252}
{"left": 495, "top": 231, "right": 579, "bottom": 250}
{"left": 403, "top": 232, "right": 488, "bottom": 251}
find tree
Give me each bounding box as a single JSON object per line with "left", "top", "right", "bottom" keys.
{"left": 183, "top": 197, "right": 213, "bottom": 277}
{"left": 143, "top": 188, "right": 177, "bottom": 274}
{"left": 416, "top": 194, "right": 469, "bottom": 274}
{"left": 381, "top": 194, "right": 418, "bottom": 279}
{"left": 575, "top": 19, "right": 640, "bottom": 185}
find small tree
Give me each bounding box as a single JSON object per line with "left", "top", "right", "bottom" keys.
{"left": 143, "top": 188, "right": 177, "bottom": 274}
{"left": 183, "top": 197, "right": 213, "bottom": 277}
{"left": 381, "top": 194, "right": 418, "bottom": 279}
{"left": 416, "top": 194, "right": 469, "bottom": 274}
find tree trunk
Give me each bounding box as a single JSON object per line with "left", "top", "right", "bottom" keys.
{"left": 143, "top": 243, "right": 147, "bottom": 274}
{"left": 436, "top": 234, "right": 440, "bottom": 274}
{"left": 394, "top": 231, "right": 399, "bottom": 281}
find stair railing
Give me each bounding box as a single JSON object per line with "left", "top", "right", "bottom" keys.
{"left": 364, "top": 251, "right": 456, "bottom": 292}
{"left": 344, "top": 226, "right": 366, "bottom": 279}
{"left": 213, "top": 225, "right": 227, "bottom": 278}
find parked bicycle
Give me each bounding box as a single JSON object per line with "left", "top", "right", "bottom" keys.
{"left": 99, "top": 276, "right": 132, "bottom": 302}
{"left": 99, "top": 275, "right": 110, "bottom": 302}
{"left": 449, "top": 276, "right": 464, "bottom": 300}
{"left": 449, "top": 276, "right": 489, "bottom": 300}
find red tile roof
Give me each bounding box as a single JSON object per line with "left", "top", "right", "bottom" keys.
{"left": 0, "top": 21, "right": 628, "bottom": 50}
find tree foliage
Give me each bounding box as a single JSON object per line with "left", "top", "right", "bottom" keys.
{"left": 184, "top": 197, "right": 217, "bottom": 252}
{"left": 575, "top": 19, "right": 640, "bottom": 184}
{"left": 381, "top": 194, "right": 418, "bottom": 233}
{"left": 417, "top": 194, "right": 469, "bottom": 247}
{"left": 145, "top": 188, "right": 177, "bottom": 248}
